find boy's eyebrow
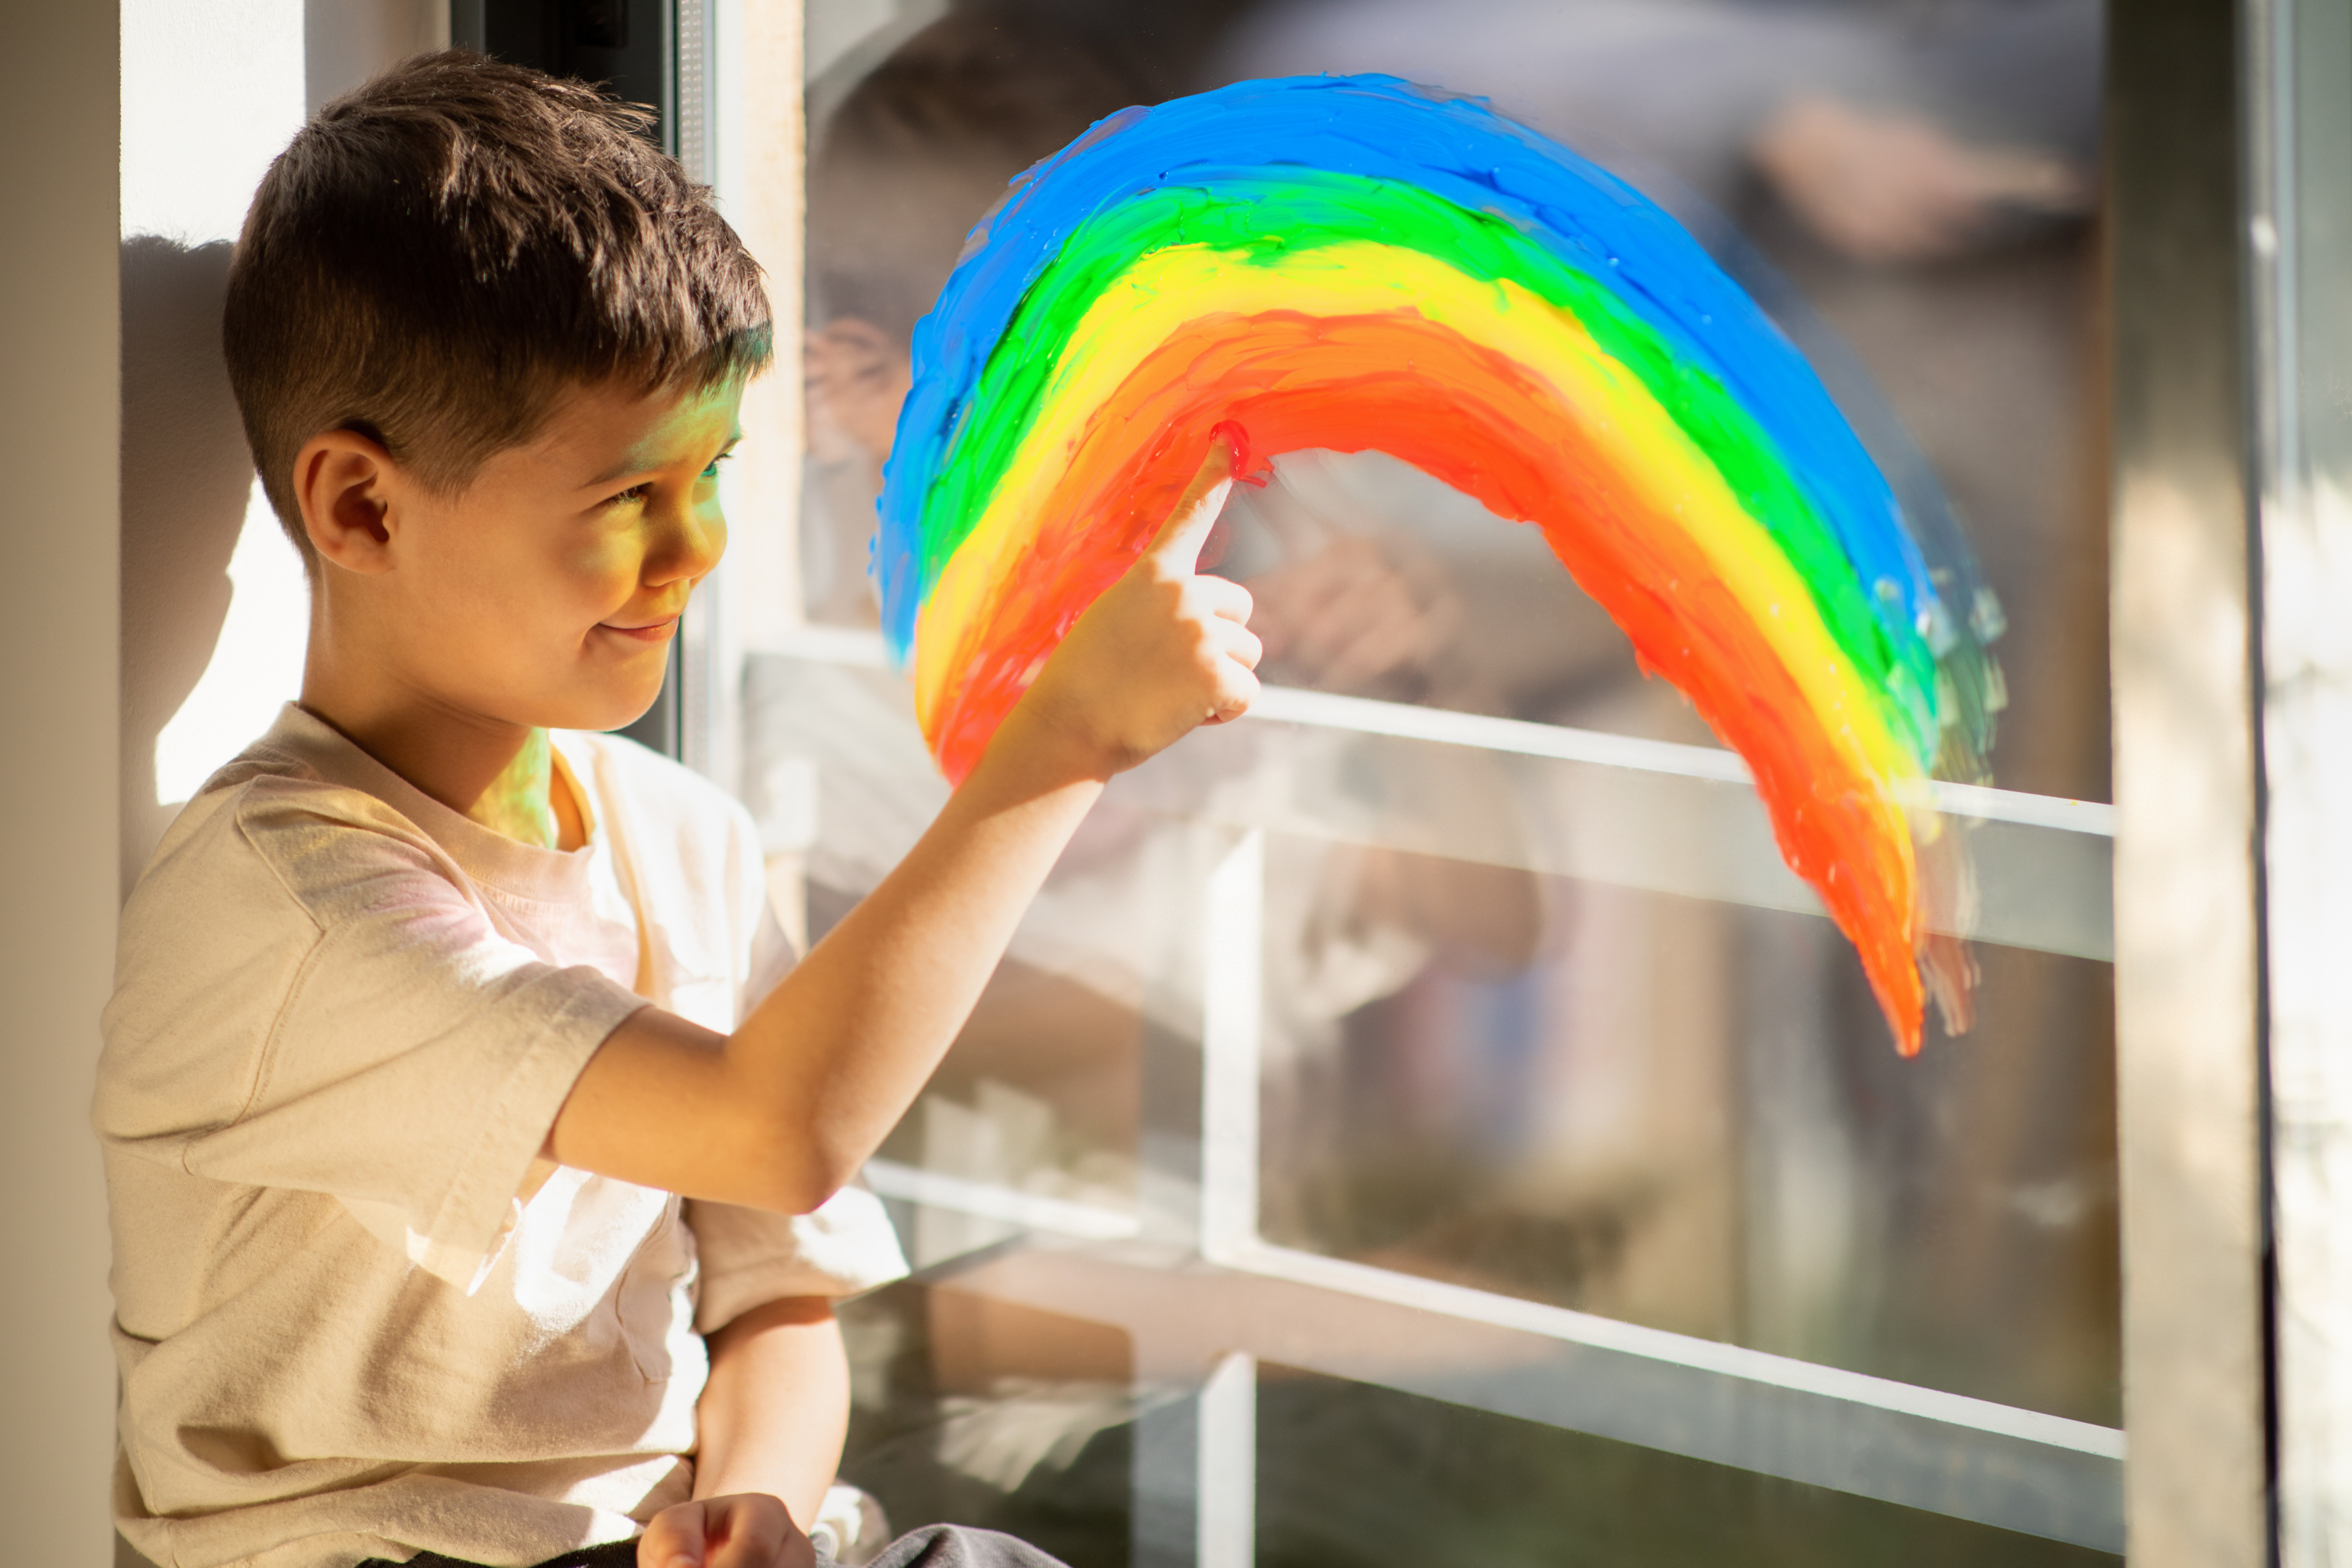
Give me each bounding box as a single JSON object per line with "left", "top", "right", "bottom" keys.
{"left": 583, "top": 457, "right": 652, "bottom": 488}
{"left": 580, "top": 432, "right": 743, "bottom": 489}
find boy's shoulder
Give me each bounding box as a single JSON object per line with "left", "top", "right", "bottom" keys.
{"left": 122, "top": 714, "right": 762, "bottom": 939}
{"left": 101, "top": 710, "right": 477, "bottom": 1140}
{"left": 108, "top": 711, "right": 767, "bottom": 1046}
{"left": 127, "top": 708, "right": 467, "bottom": 934}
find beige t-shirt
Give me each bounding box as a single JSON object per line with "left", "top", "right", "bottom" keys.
{"left": 97, "top": 706, "right": 907, "bottom": 1568}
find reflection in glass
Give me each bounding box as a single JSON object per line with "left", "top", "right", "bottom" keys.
{"left": 834, "top": 1278, "right": 2122, "bottom": 1567}
{"left": 1242, "top": 1365, "right": 2118, "bottom": 1567}
{"left": 1256, "top": 848, "right": 2118, "bottom": 1424}
{"left": 776, "top": 0, "right": 2117, "bottom": 1479}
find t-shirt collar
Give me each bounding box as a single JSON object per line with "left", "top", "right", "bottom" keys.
{"left": 259, "top": 703, "right": 603, "bottom": 905}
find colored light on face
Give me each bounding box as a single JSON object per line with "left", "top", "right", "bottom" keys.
{"left": 876, "top": 75, "right": 2000, "bottom": 1054}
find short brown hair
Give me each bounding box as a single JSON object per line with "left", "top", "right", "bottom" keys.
{"left": 225, "top": 50, "right": 772, "bottom": 552}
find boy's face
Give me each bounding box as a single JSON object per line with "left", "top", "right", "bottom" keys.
{"left": 364, "top": 377, "right": 743, "bottom": 735}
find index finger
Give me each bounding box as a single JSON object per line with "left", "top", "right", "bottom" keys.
{"left": 1144, "top": 428, "right": 1242, "bottom": 572}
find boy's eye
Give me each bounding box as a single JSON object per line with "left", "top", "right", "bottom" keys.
{"left": 603, "top": 449, "right": 731, "bottom": 507}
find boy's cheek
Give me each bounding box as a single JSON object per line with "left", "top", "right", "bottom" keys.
{"left": 560, "top": 530, "right": 641, "bottom": 581}
{"left": 550, "top": 552, "right": 666, "bottom": 624}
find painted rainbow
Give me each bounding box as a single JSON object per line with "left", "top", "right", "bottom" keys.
{"left": 876, "top": 74, "right": 1998, "bottom": 1052}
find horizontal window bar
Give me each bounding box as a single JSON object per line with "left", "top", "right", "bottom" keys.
{"left": 754, "top": 626, "right": 2114, "bottom": 835}
{"left": 864, "top": 1156, "right": 1142, "bottom": 1241}
{"left": 751, "top": 638, "right": 2114, "bottom": 961}
{"left": 934, "top": 1238, "right": 2126, "bottom": 1554}
{"left": 864, "top": 1164, "right": 2120, "bottom": 1448}
{"left": 1226, "top": 1241, "right": 2123, "bottom": 1460}
{"left": 1249, "top": 685, "right": 2116, "bottom": 838}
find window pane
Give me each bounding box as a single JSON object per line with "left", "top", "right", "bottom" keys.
{"left": 743, "top": 653, "right": 1154, "bottom": 1259}
{"left": 1254, "top": 837, "right": 2118, "bottom": 1425}
{"left": 1249, "top": 1366, "right": 2117, "bottom": 1568}
{"left": 833, "top": 1279, "right": 2123, "bottom": 1567}
{"left": 771, "top": 0, "right": 2119, "bottom": 1524}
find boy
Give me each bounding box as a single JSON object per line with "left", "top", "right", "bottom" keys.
{"left": 96, "top": 52, "right": 1257, "bottom": 1568}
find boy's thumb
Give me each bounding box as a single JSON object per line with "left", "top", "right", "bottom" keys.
{"left": 1146, "top": 425, "right": 1245, "bottom": 572}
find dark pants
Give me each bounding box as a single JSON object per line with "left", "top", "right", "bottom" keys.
{"left": 360, "top": 1522, "right": 1071, "bottom": 1568}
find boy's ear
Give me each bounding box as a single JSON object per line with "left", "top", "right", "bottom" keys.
{"left": 293, "top": 429, "right": 401, "bottom": 574}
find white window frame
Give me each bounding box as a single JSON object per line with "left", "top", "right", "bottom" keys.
{"left": 701, "top": 0, "right": 2350, "bottom": 1561}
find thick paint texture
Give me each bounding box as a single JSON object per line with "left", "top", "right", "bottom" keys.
{"left": 876, "top": 75, "right": 1998, "bottom": 1052}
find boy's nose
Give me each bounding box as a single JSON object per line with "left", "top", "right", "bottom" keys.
{"left": 645, "top": 497, "right": 727, "bottom": 586}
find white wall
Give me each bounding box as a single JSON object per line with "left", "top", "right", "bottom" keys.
{"left": 306, "top": 0, "right": 449, "bottom": 115}
{"left": 121, "top": 0, "right": 450, "bottom": 895}
{"left": 0, "top": 5, "right": 123, "bottom": 1561}
{"left": 120, "top": 0, "right": 311, "bottom": 886}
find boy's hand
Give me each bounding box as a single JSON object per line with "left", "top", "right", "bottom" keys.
{"left": 1010, "top": 435, "right": 1262, "bottom": 777}
{"left": 551, "top": 446, "right": 1256, "bottom": 1220}
{"left": 639, "top": 1493, "right": 814, "bottom": 1568}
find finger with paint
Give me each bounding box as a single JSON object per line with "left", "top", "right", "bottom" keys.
{"left": 1006, "top": 429, "right": 1262, "bottom": 773}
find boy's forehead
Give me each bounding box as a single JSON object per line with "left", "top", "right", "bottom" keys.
{"left": 535, "top": 378, "right": 746, "bottom": 481}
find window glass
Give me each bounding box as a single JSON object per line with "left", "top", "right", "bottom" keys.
{"left": 757, "top": 0, "right": 2117, "bottom": 1552}
{"left": 1244, "top": 1368, "right": 2115, "bottom": 1568}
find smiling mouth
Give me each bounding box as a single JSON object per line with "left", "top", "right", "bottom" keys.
{"left": 600, "top": 614, "right": 681, "bottom": 643}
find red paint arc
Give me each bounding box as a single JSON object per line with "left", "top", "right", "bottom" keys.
{"left": 931, "top": 311, "right": 1927, "bottom": 1048}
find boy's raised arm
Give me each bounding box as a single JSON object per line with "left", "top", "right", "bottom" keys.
{"left": 547, "top": 441, "right": 1256, "bottom": 1212}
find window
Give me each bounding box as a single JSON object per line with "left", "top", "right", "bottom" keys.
{"left": 714, "top": 2, "right": 2132, "bottom": 1561}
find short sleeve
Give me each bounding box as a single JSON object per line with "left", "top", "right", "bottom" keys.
{"left": 102, "top": 779, "right": 648, "bottom": 1293}
{"left": 685, "top": 1187, "right": 910, "bottom": 1332}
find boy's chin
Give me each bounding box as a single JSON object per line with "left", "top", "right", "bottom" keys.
{"left": 599, "top": 689, "right": 671, "bottom": 734}
{"left": 534, "top": 677, "right": 671, "bottom": 736}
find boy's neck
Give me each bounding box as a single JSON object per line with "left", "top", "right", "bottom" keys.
{"left": 467, "top": 728, "right": 565, "bottom": 848}
{"left": 300, "top": 679, "right": 584, "bottom": 854}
